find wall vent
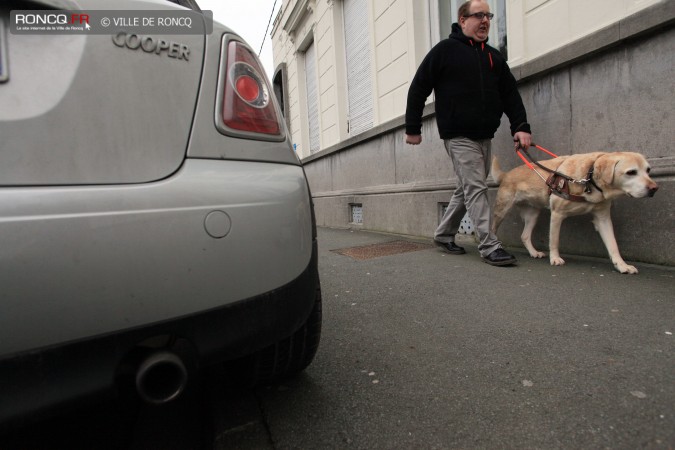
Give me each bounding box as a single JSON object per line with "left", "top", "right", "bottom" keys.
{"left": 350, "top": 203, "right": 363, "bottom": 224}
{"left": 439, "top": 203, "right": 474, "bottom": 235}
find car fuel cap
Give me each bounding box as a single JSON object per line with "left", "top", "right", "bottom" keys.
{"left": 204, "top": 210, "right": 232, "bottom": 238}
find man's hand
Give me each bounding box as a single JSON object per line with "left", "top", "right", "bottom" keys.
{"left": 513, "top": 131, "right": 532, "bottom": 150}
{"left": 405, "top": 134, "right": 422, "bottom": 145}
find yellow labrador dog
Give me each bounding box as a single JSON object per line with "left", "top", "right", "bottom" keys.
{"left": 491, "top": 152, "right": 658, "bottom": 274}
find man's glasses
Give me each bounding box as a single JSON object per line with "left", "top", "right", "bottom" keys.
{"left": 463, "top": 12, "right": 494, "bottom": 20}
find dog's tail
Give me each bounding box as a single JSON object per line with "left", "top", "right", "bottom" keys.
{"left": 491, "top": 156, "right": 505, "bottom": 185}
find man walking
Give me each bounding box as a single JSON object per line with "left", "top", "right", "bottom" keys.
{"left": 405, "top": 0, "right": 531, "bottom": 266}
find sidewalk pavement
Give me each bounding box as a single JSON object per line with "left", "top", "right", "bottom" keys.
{"left": 307, "top": 226, "right": 674, "bottom": 448}
{"left": 318, "top": 225, "right": 674, "bottom": 302}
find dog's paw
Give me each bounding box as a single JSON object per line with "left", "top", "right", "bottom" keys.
{"left": 550, "top": 256, "right": 565, "bottom": 266}
{"left": 529, "top": 251, "right": 546, "bottom": 259}
{"left": 617, "top": 263, "right": 639, "bottom": 274}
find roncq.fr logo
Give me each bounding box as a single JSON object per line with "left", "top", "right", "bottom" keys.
{"left": 14, "top": 13, "right": 90, "bottom": 26}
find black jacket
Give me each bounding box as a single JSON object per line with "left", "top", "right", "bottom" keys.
{"left": 405, "top": 23, "right": 531, "bottom": 140}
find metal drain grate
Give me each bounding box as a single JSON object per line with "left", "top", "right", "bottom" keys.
{"left": 331, "top": 240, "right": 433, "bottom": 260}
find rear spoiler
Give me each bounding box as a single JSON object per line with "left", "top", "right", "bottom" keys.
{"left": 167, "top": 0, "right": 202, "bottom": 12}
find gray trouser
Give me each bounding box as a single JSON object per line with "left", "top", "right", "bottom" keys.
{"left": 434, "top": 137, "right": 502, "bottom": 257}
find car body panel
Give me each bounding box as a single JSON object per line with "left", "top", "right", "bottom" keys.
{"left": 0, "top": 32, "right": 203, "bottom": 185}
{"left": 0, "top": 159, "right": 313, "bottom": 356}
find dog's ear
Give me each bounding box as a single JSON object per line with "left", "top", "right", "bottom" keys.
{"left": 594, "top": 154, "right": 621, "bottom": 188}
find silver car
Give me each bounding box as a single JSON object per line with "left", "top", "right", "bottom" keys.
{"left": 0, "top": 0, "right": 321, "bottom": 428}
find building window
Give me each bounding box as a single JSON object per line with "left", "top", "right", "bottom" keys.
{"left": 273, "top": 63, "right": 290, "bottom": 132}
{"left": 343, "top": 0, "right": 373, "bottom": 136}
{"left": 439, "top": 0, "right": 507, "bottom": 59}
{"left": 272, "top": 65, "right": 286, "bottom": 118}
{"left": 304, "top": 41, "right": 320, "bottom": 154}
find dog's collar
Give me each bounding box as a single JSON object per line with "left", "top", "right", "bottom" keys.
{"left": 584, "top": 165, "right": 603, "bottom": 194}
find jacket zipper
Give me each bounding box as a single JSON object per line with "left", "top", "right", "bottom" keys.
{"left": 470, "top": 40, "right": 487, "bottom": 115}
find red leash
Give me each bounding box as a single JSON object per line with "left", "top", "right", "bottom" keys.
{"left": 533, "top": 144, "right": 558, "bottom": 158}
{"left": 515, "top": 143, "right": 558, "bottom": 169}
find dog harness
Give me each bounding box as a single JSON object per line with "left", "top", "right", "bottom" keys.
{"left": 516, "top": 144, "right": 603, "bottom": 203}
{"left": 544, "top": 166, "right": 602, "bottom": 202}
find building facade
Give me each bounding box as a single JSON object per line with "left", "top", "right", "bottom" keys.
{"left": 270, "top": 0, "right": 675, "bottom": 265}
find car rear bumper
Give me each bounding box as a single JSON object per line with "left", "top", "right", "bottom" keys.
{"left": 0, "top": 239, "right": 319, "bottom": 429}
{"left": 0, "top": 159, "right": 314, "bottom": 356}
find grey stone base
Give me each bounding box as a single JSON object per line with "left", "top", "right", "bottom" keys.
{"left": 313, "top": 179, "right": 674, "bottom": 266}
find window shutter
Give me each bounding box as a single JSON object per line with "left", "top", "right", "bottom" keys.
{"left": 343, "top": 0, "right": 373, "bottom": 136}
{"left": 304, "top": 41, "right": 320, "bottom": 153}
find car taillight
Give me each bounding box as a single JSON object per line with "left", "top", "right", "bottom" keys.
{"left": 219, "top": 37, "right": 282, "bottom": 138}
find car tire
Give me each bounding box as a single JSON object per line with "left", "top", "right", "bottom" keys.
{"left": 226, "top": 285, "right": 322, "bottom": 387}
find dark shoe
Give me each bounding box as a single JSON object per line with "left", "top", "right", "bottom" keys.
{"left": 434, "top": 239, "right": 466, "bottom": 255}
{"left": 483, "top": 248, "right": 517, "bottom": 266}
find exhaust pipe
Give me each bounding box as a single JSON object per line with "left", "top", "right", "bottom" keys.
{"left": 135, "top": 351, "right": 188, "bottom": 405}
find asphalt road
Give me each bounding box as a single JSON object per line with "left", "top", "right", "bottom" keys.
{"left": 2, "top": 227, "right": 674, "bottom": 449}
